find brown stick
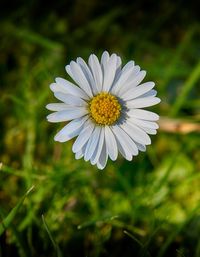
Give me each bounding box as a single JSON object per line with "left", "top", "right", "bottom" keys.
{"left": 158, "top": 117, "right": 200, "bottom": 134}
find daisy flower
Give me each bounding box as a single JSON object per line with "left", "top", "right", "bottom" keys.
{"left": 46, "top": 51, "right": 160, "bottom": 169}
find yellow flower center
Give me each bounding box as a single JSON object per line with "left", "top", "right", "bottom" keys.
{"left": 89, "top": 92, "right": 121, "bottom": 125}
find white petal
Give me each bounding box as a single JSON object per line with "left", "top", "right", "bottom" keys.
{"left": 122, "top": 60, "right": 135, "bottom": 72}
{"left": 138, "top": 89, "right": 157, "bottom": 98}
{"left": 75, "top": 151, "right": 83, "bottom": 160}
{"left": 120, "top": 120, "right": 151, "bottom": 145}
{"left": 135, "top": 142, "right": 146, "bottom": 152}
{"left": 90, "top": 128, "right": 104, "bottom": 165}
{"left": 72, "top": 120, "right": 95, "bottom": 153}
{"left": 127, "top": 109, "right": 159, "bottom": 121}
{"left": 111, "top": 130, "right": 132, "bottom": 161}
{"left": 84, "top": 126, "right": 101, "bottom": 161}
{"left": 112, "top": 65, "right": 140, "bottom": 94}
{"left": 140, "top": 127, "right": 157, "bottom": 135}
{"left": 64, "top": 65, "right": 89, "bottom": 96}
{"left": 111, "top": 61, "right": 135, "bottom": 94}
{"left": 104, "top": 126, "right": 118, "bottom": 161}
{"left": 111, "top": 125, "right": 138, "bottom": 160}
{"left": 141, "top": 89, "right": 157, "bottom": 98}
{"left": 114, "top": 125, "right": 138, "bottom": 156}
{"left": 75, "top": 144, "right": 87, "bottom": 160}
{"left": 101, "top": 51, "right": 109, "bottom": 66}
{"left": 129, "top": 118, "right": 158, "bottom": 135}
{"left": 46, "top": 103, "right": 69, "bottom": 111}
{"left": 47, "top": 108, "right": 87, "bottom": 123}
{"left": 111, "top": 56, "right": 122, "bottom": 86}
{"left": 118, "top": 65, "right": 141, "bottom": 94}
{"left": 54, "top": 116, "right": 88, "bottom": 142}
{"left": 102, "top": 53, "right": 117, "bottom": 92}
{"left": 54, "top": 78, "right": 89, "bottom": 100}
{"left": 124, "top": 65, "right": 141, "bottom": 85}
{"left": 54, "top": 92, "right": 87, "bottom": 106}
{"left": 127, "top": 97, "right": 161, "bottom": 108}
{"left": 129, "top": 117, "right": 159, "bottom": 129}
{"left": 76, "top": 57, "right": 97, "bottom": 95}
{"left": 88, "top": 54, "right": 103, "bottom": 92}
{"left": 50, "top": 83, "right": 63, "bottom": 92}
{"left": 67, "top": 61, "right": 93, "bottom": 97}
{"left": 97, "top": 141, "right": 108, "bottom": 170}
{"left": 119, "top": 70, "right": 146, "bottom": 95}
{"left": 121, "top": 82, "right": 155, "bottom": 101}
{"left": 50, "top": 82, "right": 70, "bottom": 95}
{"left": 116, "top": 56, "right": 122, "bottom": 72}
{"left": 65, "top": 64, "right": 73, "bottom": 77}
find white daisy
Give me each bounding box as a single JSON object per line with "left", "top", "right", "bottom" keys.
{"left": 46, "top": 51, "right": 161, "bottom": 169}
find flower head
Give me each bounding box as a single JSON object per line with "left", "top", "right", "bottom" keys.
{"left": 46, "top": 51, "right": 160, "bottom": 169}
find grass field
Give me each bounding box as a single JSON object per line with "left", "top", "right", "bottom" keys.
{"left": 1, "top": 1, "right": 200, "bottom": 256}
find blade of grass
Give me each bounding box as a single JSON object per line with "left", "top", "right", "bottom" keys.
{"left": 124, "top": 230, "right": 151, "bottom": 257}
{"left": 77, "top": 215, "right": 119, "bottom": 230}
{"left": 110, "top": 219, "right": 146, "bottom": 237}
{"left": 42, "top": 215, "right": 63, "bottom": 257}
{"left": 0, "top": 186, "right": 34, "bottom": 236}
{"left": 161, "top": 27, "right": 196, "bottom": 92}
{"left": 0, "top": 209, "right": 29, "bottom": 257}
{"left": 2, "top": 23, "right": 63, "bottom": 52}
{"left": 124, "top": 230, "right": 144, "bottom": 248}
{"left": 141, "top": 221, "right": 165, "bottom": 257}
{"left": 171, "top": 60, "right": 200, "bottom": 116}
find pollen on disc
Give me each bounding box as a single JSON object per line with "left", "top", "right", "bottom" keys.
{"left": 89, "top": 92, "right": 121, "bottom": 125}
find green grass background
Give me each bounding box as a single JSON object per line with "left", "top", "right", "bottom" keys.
{"left": 0, "top": 1, "right": 200, "bottom": 256}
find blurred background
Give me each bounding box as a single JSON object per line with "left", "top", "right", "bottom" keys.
{"left": 0, "top": 0, "right": 200, "bottom": 256}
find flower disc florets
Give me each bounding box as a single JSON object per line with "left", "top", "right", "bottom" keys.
{"left": 89, "top": 92, "right": 121, "bottom": 125}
